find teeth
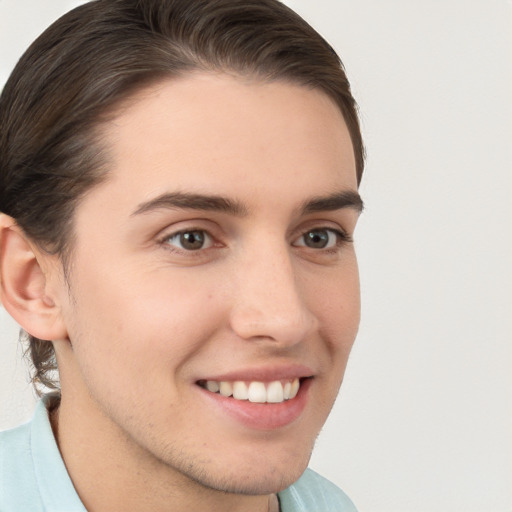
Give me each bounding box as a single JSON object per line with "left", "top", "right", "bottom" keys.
{"left": 267, "top": 381, "right": 284, "bottom": 403}
{"left": 283, "top": 381, "right": 292, "bottom": 400}
{"left": 219, "top": 381, "right": 233, "bottom": 397}
{"left": 248, "top": 382, "right": 267, "bottom": 403}
{"left": 233, "top": 381, "right": 248, "bottom": 400}
{"left": 206, "top": 381, "right": 220, "bottom": 393}
{"left": 290, "top": 378, "right": 300, "bottom": 399}
{"left": 203, "top": 378, "right": 301, "bottom": 403}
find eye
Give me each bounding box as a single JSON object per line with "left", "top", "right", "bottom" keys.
{"left": 293, "top": 228, "right": 345, "bottom": 249}
{"left": 164, "top": 229, "right": 213, "bottom": 251}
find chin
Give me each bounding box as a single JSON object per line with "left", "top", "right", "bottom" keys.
{"left": 174, "top": 442, "right": 313, "bottom": 496}
{"left": 197, "top": 462, "right": 309, "bottom": 496}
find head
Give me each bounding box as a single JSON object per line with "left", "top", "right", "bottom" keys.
{"left": 0, "top": 0, "right": 364, "bottom": 394}
{"left": 0, "top": 0, "right": 363, "bottom": 394}
{"left": 0, "top": 0, "right": 364, "bottom": 498}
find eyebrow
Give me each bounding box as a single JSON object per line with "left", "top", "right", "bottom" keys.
{"left": 132, "top": 192, "right": 248, "bottom": 217}
{"left": 301, "top": 190, "right": 364, "bottom": 214}
{"left": 131, "top": 189, "right": 364, "bottom": 217}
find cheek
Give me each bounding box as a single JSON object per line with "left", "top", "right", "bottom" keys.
{"left": 312, "top": 258, "right": 360, "bottom": 357}
{"left": 65, "top": 266, "right": 225, "bottom": 384}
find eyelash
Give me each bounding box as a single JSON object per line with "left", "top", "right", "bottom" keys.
{"left": 158, "top": 226, "right": 352, "bottom": 256}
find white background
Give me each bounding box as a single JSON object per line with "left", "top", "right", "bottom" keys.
{"left": 1, "top": 1, "right": 511, "bottom": 511}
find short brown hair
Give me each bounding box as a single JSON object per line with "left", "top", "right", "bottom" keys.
{"left": 0, "top": 0, "right": 365, "bottom": 393}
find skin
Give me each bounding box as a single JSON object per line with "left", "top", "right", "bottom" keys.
{"left": 8, "top": 73, "right": 362, "bottom": 512}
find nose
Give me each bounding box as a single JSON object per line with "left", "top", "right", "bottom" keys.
{"left": 228, "top": 246, "right": 318, "bottom": 346}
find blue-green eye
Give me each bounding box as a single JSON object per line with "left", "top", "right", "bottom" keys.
{"left": 165, "top": 230, "right": 213, "bottom": 251}
{"left": 294, "top": 228, "right": 341, "bottom": 249}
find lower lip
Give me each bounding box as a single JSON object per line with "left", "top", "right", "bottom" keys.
{"left": 197, "top": 378, "right": 312, "bottom": 431}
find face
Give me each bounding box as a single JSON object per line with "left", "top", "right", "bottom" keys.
{"left": 53, "top": 73, "right": 362, "bottom": 495}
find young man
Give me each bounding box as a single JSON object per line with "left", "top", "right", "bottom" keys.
{"left": 0, "top": 1, "right": 365, "bottom": 510}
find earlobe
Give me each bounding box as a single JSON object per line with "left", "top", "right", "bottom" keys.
{"left": 0, "top": 214, "right": 68, "bottom": 341}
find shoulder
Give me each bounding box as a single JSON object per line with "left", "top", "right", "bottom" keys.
{"left": 1, "top": 398, "right": 87, "bottom": 512}
{"left": 0, "top": 419, "right": 33, "bottom": 469}
{"left": 278, "top": 468, "right": 357, "bottom": 512}
{"left": 0, "top": 419, "right": 45, "bottom": 511}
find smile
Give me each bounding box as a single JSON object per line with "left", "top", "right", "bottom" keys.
{"left": 198, "top": 378, "right": 301, "bottom": 404}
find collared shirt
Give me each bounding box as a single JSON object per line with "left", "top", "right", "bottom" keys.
{"left": 0, "top": 399, "right": 357, "bottom": 511}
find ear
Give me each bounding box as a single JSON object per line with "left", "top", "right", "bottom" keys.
{"left": 0, "top": 214, "right": 68, "bottom": 341}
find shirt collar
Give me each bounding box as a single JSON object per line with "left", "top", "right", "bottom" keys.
{"left": 30, "top": 396, "right": 87, "bottom": 512}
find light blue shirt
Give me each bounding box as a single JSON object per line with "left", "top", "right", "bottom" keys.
{"left": 0, "top": 399, "right": 357, "bottom": 511}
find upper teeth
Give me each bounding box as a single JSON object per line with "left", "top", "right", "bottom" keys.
{"left": 203, "top": 378, "right": 300, "bottom": 403}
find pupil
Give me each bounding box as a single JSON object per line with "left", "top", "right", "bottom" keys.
{"left": 305, "top": 230, "right": 328, "bottom": 248}
{"left": 181, "top": 231, "right": 204, "bottom": 250}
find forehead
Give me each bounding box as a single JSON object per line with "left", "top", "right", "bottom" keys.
{"left": 91, "top": 72, "right": 357, "bottom": 211}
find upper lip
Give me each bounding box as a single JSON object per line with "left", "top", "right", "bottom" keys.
{"left": 197, "top": 363, "right": 315, "bottom": 383}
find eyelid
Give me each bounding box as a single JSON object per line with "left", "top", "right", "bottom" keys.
{"left": 155, "top": 216, "right": 220, "bottom": 240}
{"left": 292, "top": 216, "right": 353, "bottom": 240}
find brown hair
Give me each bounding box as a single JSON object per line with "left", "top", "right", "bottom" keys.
{"left": 0, "top": 0, "right": 365, "bottom": 394}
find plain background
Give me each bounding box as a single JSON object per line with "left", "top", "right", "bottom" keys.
{"left": 1, "top": 1, "right": 511, "bottom": 511}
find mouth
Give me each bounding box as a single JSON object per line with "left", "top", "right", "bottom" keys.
{"left": 197, "top": 378, "right": 304, "bottom": 404}
{"left": 196, "top": 372, "right": 313, "bottom": 430}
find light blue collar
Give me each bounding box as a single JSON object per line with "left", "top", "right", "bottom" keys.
{"left": 30, "top": 397, "right": 87, "bottom": 511}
